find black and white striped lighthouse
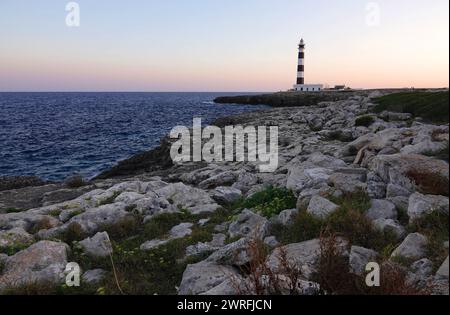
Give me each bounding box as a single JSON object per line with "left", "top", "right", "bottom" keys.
{"left": 297, "top": 38, "right": 305, "bottom": 85}
{"left": 293, "top": 38, "right": 323, "bottom": 92}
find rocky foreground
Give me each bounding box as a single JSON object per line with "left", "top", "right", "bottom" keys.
{"left": 0, "top": 90, "right": 448, "bottom": 295}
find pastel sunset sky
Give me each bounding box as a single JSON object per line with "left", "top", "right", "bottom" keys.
{"left": 0, "top": 0, "right": 448, "bottom": 92}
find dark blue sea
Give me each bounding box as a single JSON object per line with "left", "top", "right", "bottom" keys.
{"left": 0, "top": 92, "right": 267, "bottom": 181}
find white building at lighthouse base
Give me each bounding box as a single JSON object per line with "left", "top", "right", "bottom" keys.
{"left": 293, "top": 84, "right": 323, "bottom": 92}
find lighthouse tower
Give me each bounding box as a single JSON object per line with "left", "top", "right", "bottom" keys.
{"left": 297, "top": 38, "right": 305, "bottom": 85}
{"left": 293, "top": 38, "right": 323, "bottom": 92}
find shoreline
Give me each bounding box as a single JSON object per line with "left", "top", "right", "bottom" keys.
{"left": 0, "top": 89, "right": 448, "bottom": 295}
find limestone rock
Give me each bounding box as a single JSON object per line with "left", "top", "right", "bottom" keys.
{"left": 170, "top": 223, "right": 193, "bottom": 239}
{"left": 228, "top": 210, "right": 268, "bottom": 240}
{"left": 372, "top": 218, "right": 406, "bottom": 240}
{"left": 82, "top": 269, "right": 106, "bottom": 285}
{"left": 178, "top": 261, "right": 238, "bottom": 295}
{"left": 78, "top": 232, "right": 113, "bottom": 258}
{"left": 274, "top": 209, "right": 298, "bottom": 226}
{"left": 436, "top": 256, "right": 449, "bottom": 279}
{"left": 156, "top": 183, "right": 220, "bottom": 214}
{"left": 366, "top": 199, "right": 397, "bottom": 221}
{"left": 349, "top": 246, "right": 378, "bottom": 276}
{"left": 391, "top": 233, "right": 428, "bottom": 261}
{"left": 266, "top": 238, "right": 348, "bottom": 280}
{"left": 328, "top": 173, "right": 367, "bottom": 194}
{"left": 407, "top": 193, "right": 449, "bottom": 222}
{"left": 306, "top": 196, "right": 339, "bottom": 219}
{"left": 0, "top": 241, "right": 69, "bottom": 292}
{"left": 212, "top": 187, "right": 242, "bottom": 205}
{"left": 0, "top": 228, "right": 34, "bottom": 250}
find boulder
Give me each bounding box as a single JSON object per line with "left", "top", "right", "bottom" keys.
{"left": 67, "top": 202, "right": 130, "bottom": 235}
{"left": 231, "top": 172, "right": 259, "bottom": 194}
{"left": 306, "top": 196, "right": 339, "bottom": 219}
{"left": 436, "top": 256, "right": 449, "bottom": 279}
{"left": 0, "top": 228, "right": 34, "bottom": 250}
{"left": 185, "top": 234, "right": 226, "bottom": 257}
{"left": 274, "top": 209, "right": 298, "bottom": 226}
{"left": 372, "top": 218, "right": 406, "bottom": 240}
{"left": 82, "top": 269, "right": 106, "bottom": 285}
{"left": 410, "top": 258, "right": 433, "bottom": 279}
{"left": 170, "top": 223, "right": 193, "bottom": 239}
{"left": 140, "top": 239, "right": 169, "bottom": 251}
{"left": 386, "top": 184, "right": 412, "bottom": 198}
{"left": 198, "top": 171, "right": 238, "bottom": 190}
{"left": 178, "top": 261, "right": 238, "bottom": 295}
{"left": 228, "top": 210, "right": 268, "bottom": 240}
{"left": 155, "top": 183, "right": 220, "bottom": 214}
{"left": 391, "top": 233, "right": 428, "bottom": 261}
{"left": 349, "top": 246, "right": 378, "bottom": 276}
{"left": 328, "top": 173, "right": 367, "bottom": 194}
{"left": 266, "top": 238, "right": 348, "bottom": 280}
{"left": 264, "top": 236, "right": 279, "bottom": 248}
{"left": 206, "top": 238, "right": 250, "bottom": 267}
{"left": 212, "top": 187, "right": 242, "bottom": 205}
{"left": 0, "top": 241, "right": 69, "bottom": 292}
{"left": 366, "top": 199, "right": 397, "bottom": 221}
{"left": 369, "top": 154, "right": 449, "bottom": 194}
{"left": 78, "top": 232, "right": 113, "bottom": 258}
{"left": 407, "top": 193, "right": 449, "bottom": 222}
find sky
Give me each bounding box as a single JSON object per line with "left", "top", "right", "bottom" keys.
{"left": 0, "top": 0, "right": 448, "bottom": 92}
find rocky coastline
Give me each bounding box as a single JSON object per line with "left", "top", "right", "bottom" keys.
{"left": 0, "top": 89, "right": 448, "bottom": 295}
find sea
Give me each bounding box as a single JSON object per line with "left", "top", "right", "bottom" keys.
{"left": 0, "top": 92, "right": 267, "bottom": 181}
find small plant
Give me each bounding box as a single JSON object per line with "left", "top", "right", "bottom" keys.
{"left": 47, "top": 209, "right": 62, "bottom": 217}
{"left": 125, "top": 204, "right": 137, "bottom": 213}
{"left": 0, "top": 243, "right": 31, "bottom": 256}
{"left": 230, "top": 238, "right": 310, "bottom": 295}
{"left": 408, "top": 211, "right": 449, "bottom": 270}
{"left": 103, "top": 215, "right": 140, "bottom": 240}
{"left": 29, "top": 217, "right": 54, "bottom": 234}
{"left": 323, "top": 130, "right": 354, "bottom": 142}
{"left": 62, "top": 222, "right": 87, "bottom": 244}
{"left": 240, "top": 186, "right": 297, "bottom": 218}
{"left": 271, "top": 210, "right": 323, "bottom": 245}
{"left": 355, "top": 115, "right": 375, "bottom": 127}
{"left": 4, "top": 208, "right": 23, "bottom": 214}
{"left": 65, "top": 175, "right": 87, "bottom": 188}
{"left": 98, "top": 191, "right": 121, "bottom": 206}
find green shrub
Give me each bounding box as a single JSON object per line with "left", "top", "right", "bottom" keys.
{"left": 65, "top": 175, "right": 86, "bottom": 189}
{"left": 240, "top": 186, "right": 297, "bottom": 218}
{"left": 4, "top": 208, "right": 23, "bottom": 214}
{"left": 355, "top": 115, "right": 375, "bottom": 127}
{"left": 372, "top": 91, "right": 449, "bottom": 123}
{"left": 271, "top": 210, "right": 323, "bottom": 245}
{"left": 408, "top": 211, "right": 449, "bottom": 270}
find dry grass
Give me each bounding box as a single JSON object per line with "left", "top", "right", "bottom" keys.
{"left": 230, "top": 238, "right": 309, "bottom": 295}
{"left": 313, "top": 230, "right": 431, "bottom": 295}
{"left": 406, "top": 169, "right": 449, "bottom": 197}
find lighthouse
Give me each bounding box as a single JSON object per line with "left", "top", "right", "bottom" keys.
{"left": 293, "top": 38, "right": 323, "bottom": 92}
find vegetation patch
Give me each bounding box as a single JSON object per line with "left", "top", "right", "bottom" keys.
{"left": 372, "top": 91, "right": 449, "bottom": 124}
{"left": 0, "top": 243, "right": 32, "bottom": 256}
{"left": 407, "top": 211, "right": 449, "bottom": 271}
{"left": 271, "top": 191, "right": 398, "bottom": 252}
{"left": 355, "top": 115, "right": 375, "bottom": 127}
{"left": 239, "top": 186, "right": 297, "bottom": 218}
{"left": 97, "top": 191, "right": 121, "bottom": 206}
{"left": 406, "top": 169, "right": 449, "bottom": 197}
{"left": 4, "top": 208, "right": 23, "bottom": 214}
